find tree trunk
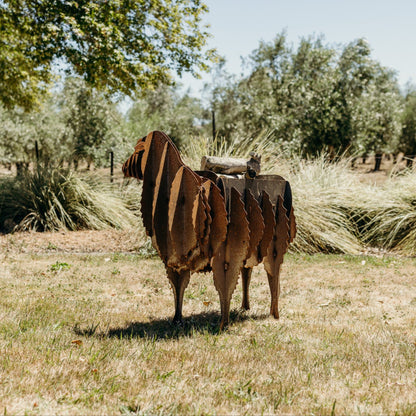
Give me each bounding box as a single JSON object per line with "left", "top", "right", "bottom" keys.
{"left": 373, "top": 153, "right": 383, "bottom": 171}
{"left": 15, "top": 161, "right": 29, "bottom": 177}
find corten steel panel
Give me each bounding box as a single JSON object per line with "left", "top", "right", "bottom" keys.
{"left": 212, "top": 187, "right": 250, "bottom": 329}
{"left": 244, "top": 189, "right": 265, "bottom": 269}
{"left": 202, "top": 180, "right": 227, "bottom": 259}
{"left": 152, "top": 141, "right": 183, "bottom": 264}
{"left": 258, "top": 191, "right": 276, "bottom": 262}
{"left": 168, "top": 166, "right": 200, "bottom": 268}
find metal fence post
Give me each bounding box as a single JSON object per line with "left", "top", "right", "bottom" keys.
{"left": 110, "top": 151, "right": 114, "bottom": 182}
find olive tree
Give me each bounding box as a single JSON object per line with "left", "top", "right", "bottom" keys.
{"left": 397, "top": 86, "right": 416, "bottom": 166}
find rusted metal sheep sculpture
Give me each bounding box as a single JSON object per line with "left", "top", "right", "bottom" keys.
{"left": 122, "top": 131, "right": 296, "bottom": 329}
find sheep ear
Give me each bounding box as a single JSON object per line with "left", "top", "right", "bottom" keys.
{"left": 134, "top": 139, "right": 145, "bottom": 153}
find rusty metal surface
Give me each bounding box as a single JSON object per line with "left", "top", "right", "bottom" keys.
{"left": 212, "top": 187, "right": 250, "bottom": 329}
{"left": 258, "top": 191, "right": 276, "bottom": 262}
{"left": 203, "top": 180, "right": 228, "bottom": 259}
{"left": 168, "top": 166, "right": 201, "bottom": 269}
{"left": 263, "top": 195, "right": 290, "bottom": 319}
{"left": 244, "top": 189, "right": 265, "bottom": 269}
{"left": 217, "top": 174, "right": 287, "bottom": 214}
{"left": 152, "top": 141, "right": 182, "bottom": 264}
{"left": 122, "top": 130, "right": 296, "bottom": 329}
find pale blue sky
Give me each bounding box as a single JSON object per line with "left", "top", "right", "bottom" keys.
{"left": 179, "top": 0, "right": 416, "bottom": 95}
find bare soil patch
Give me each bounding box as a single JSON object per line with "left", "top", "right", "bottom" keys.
{"left": 0, "top": 229, "right": 144, "bottom": 254}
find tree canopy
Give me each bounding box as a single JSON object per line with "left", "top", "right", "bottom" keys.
{"left": 0, "top": 0, "right": 215, "bottom": 109}
{"left": 125, "top": 83, "right": 207, "bottom": 148}
{"left": 206, "top": 34, "right": 403, "bottom": 157}
{"left": 398, "top": 86, "right": 416, "bottom": 163}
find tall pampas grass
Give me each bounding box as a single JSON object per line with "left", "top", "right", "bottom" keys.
{"left": 361, "top": 171, "right": 416, "bottom": 255}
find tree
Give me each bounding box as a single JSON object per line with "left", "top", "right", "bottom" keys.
{"left": 0, "top": 78, "right": 123, "bottom": 171}
{"left": 0, "top": 0, "right": 215, "bottom": 110}
{"left": 398, "top": 86, "right": 416, "bottom": 166}
{"left": 125, "top": 83, "right": 207, "bottom": 149}
{"left": 336, "top": 40, "right": 402, "bottom": 168}
{"left": 208, "top": 34, "right": 343, "bottom": 154}
{"left": 60, "top": 78, "right": 122, "bottom": 169}
{"left": 0, "top": 101, "right": 66, "bottom": 173}
{"left": 207, "top": 34, "right": 402, "bottom": 161}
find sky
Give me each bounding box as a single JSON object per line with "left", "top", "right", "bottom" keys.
{"left": 179, "top": 0, "right": 416, "bottom": 96}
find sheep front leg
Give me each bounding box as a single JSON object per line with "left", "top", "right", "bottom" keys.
{"left": 166, "top": 268, "right": 191, "bottom": 324}
{"left": 241, "top": 267, "right": 253, "bottom": 311}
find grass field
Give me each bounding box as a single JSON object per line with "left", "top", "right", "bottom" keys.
{"left": 1, "top": 231, "right": 415, "bottom": 415}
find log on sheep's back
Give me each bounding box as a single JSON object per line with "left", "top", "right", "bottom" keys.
{"left": 122, "top": 131, "right": 296, "bottom": 329}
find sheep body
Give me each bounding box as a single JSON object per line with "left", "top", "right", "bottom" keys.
{"left": 122, "top": 131, "right": 295, "bottom": 328}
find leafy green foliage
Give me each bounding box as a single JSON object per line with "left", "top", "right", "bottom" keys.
{"left": 60, "top": 78, "right": 123, "bottom": 168}
{"left": 0, "top": 0, "right": 215, "bottom": 109}
{"left": 0, "top": 78, "right": 126, "bottom": 169}
{"left": 207, "top": 34, "right": 403, "bottom": 157}
{"left": 50, "top": 261, "right": 71, "bottom": 272}
{"left": 125, "top": 83, "right": 208, "bottom": 149}
{"left": 398, "top": 86, "right": 416, "bottom": 161}
{"left": 0, "top": 102, "right": 66, "bottom": 168}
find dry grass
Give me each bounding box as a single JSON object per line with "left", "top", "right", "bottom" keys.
{"left": 1, "top": 232, "right": 415, "bottom": 415}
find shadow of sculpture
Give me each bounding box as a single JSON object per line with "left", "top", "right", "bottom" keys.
{"left": 73, "top": 310, "right": 271, "bottom": 340}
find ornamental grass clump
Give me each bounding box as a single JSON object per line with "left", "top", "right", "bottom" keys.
{"left": 184, "top": 134, "right": 363, "bottom": 255}
{"left": 287, "top": 155, "right": 363, "bottom": 254}
{"left": 0, "top": 164, "right": 138, "bottom": 232}
{"left": 361, "top": 171, "right": 416, "bottom": 255}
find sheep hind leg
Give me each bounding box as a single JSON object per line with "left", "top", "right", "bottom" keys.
{"left": 219, "top": 293, "right": 231, "bottom": 331}
{"left": 267, "top": 268, "right": 281, "bottom": 319}
{"left": 241, "top": 267, "right": 253, "bottom": 311}
{"left": 166, "top": 268, "right": 191, "bottom": 324}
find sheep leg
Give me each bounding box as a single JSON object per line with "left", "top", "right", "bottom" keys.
{"left": 212, "top": 245, "right": 244, "bottom": 331}
{"left": 263, "top": 195, "right": 290, "bottom": 320}
{"left": 217, "top": 268, "right": 240, "bottom": 330}
{"left": 241, "top": 267, "right": 253, "bottom": 311}
{"left": 166, "top": 268, "right": 191, "bottom": 324}
{"left": 267, "top": 269, "right": 281, "bottom": 319}
{"left": 219, "top": 292, "right": 232, "bottom": 331}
